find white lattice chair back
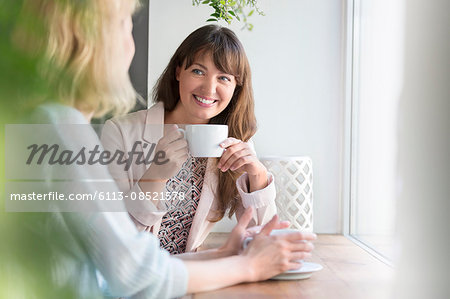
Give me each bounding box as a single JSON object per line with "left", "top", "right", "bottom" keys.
{"left": 260, "top": 156, "right": 313, "bottom": 232}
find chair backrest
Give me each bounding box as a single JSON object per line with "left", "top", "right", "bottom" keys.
{"left": 260, "top": 156, "right": 313, "bottom": 232}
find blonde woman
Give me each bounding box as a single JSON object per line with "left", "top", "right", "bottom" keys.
{"left": 101, "top": 25, "right": 277, "bottom": 254}
{"left": 17, "top": 0, "right": 316, "bottom": 298}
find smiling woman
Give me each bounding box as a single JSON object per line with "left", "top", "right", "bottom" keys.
{"left": 101, "top": 24, "right": 277, "bottom": 254}
{"left": 172, "top": 51, "right": 237, "bottom": 123}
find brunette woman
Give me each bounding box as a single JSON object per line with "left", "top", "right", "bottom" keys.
{"left": 101, "top": 25, "right": 276, "bottom": 254}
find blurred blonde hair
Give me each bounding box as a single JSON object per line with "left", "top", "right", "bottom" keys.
{"left": 17, "top": 0, "right": 139, "bottom": 117}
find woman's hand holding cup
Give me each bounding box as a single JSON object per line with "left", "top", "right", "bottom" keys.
{"left": 218, "top": 137, "right": 269, "bottom": 192}
{"left": 140, "top": 124, "right": 188, "bottom": 183}
{"left": 218, "top": 138, "right": 266, "bottom": 176}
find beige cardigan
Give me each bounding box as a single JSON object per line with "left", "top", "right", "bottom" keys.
{"left": 100, "top": 102, "right": 277, "bottom": 251}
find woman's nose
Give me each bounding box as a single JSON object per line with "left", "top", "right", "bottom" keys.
{"left": 201, "top": 77, "right": 217, "bottom": 96}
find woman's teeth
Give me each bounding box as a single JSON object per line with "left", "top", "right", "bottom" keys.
{"left": 195, "top": 95, "right": 215, "bottom": 104}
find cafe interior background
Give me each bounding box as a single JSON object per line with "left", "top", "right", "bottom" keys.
{"left": 0, "top": 0, "right": 448, "bottom": 298}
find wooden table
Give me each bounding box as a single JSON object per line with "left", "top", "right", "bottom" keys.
{"left": 184, "top": 234, "right": 394, "bottom": 299}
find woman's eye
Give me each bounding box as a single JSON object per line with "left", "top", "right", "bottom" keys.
{"left": 192, "top": 69, "right": 204, "bottom": 75}
{"left": 219, "top": 76, "right": 231, "bottom": 82}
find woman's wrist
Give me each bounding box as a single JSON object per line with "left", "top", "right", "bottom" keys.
{"left": 184, "top": 255, "right": 254, "bottom": 293}
{"left": 248, "top": 162, "right": 267, "bottom": 179}
{"left": 238, "top": 255, "right": 256, "bottom": 282}
{"left": 178, "top": 247, "right": 233, "bottom": 260}
{"left": 248, "top": 165, "right": 268, "bottom": 192}
{"left": 218, "top": 244, "right": 238, "bottom": 257}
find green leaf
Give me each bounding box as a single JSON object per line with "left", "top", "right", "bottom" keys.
{"left": 192, "top": 0, "right": 264, "bottom": 30}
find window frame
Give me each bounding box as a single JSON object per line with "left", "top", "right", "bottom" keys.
{"left": 342, "top": 0, "right": 394, "bottom": 267}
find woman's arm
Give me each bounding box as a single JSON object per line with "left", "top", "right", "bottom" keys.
{"left": 184, "top": 255, "right": 250, "bottom": 292}
{"left": 218, "top": 138, "right": 277, "bottom": 227}
{"left": 235, "top": 172, "right": 277, "bottom": 225}
{"left": 248, "top": 169, "right": 269, "bottom": 192}
{"left": 176, "top": 247, "right": 232, "bottom": 261}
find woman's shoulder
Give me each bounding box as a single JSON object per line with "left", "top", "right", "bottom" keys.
{"left": 106, "top": 102, "right": 164, "bottom": 126}
{"left": 30, "top": 103, "right": 88, "bottom": 125}
{"left": 107, "top": 109, "right": 147, "bottom": 125}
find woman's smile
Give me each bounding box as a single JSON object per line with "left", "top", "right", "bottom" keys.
{"left": 193, "top": 94, "right": 218, "bottom": 107}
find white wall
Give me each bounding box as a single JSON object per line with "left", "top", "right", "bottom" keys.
{"left": 148, "top": 0, "right": 344, "bottom": 233}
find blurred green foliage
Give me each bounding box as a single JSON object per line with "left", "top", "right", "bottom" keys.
{"left": 0, "top": 0, "right": 77, "bottom": 298}
{"left": 193, "top": 0, "right": 264, "bottom": 30}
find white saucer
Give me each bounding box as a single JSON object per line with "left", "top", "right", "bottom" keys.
{"left": 270, "top": 262, "right": 323, "bottom": 280}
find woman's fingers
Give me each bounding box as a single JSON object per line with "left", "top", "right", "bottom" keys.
{"left": 288, "top": 241, "right": 315, "bottom": 253}
{"left": 290, "top": 251, "right": 312, "bottom": 261}
{"left": 245, "top": 221, "right": 290, "bottom": 240}
{"left": 259, "top": 215, "right": 279, "bottom": 236}
{"left": 166, "top": 129, "right": 184, "bottom": 144}
{"left": 283, "top": 232, "right": 317, "bottom": 242}
{"left": 218, "top": 140, "right": 247, "bottom": 168}
{"left": 228, "top": 155, "right": 254, "bottom": 172}
{"left": 219, "top": 149, "right": 253, "bottom": 172}
{"left": 245, "top": 226, "right": 261, "bottom": 238}
{"left": 169, "top": 138, "right": 188, "bottom": 152}
{"left": 220, "top": 137, "right": 242, "bottom": 149}
{"left": 171, "top": 152, "right": 189, "bottom": 163}
{"left": 287, "top": 261, "right": 303, "bottom": 271}
{"left": 277, "top": 221, "right": 291, "bottom": 229}
{"left": 160, "top": 125, "right": 183, "bottom": 146}
{"left": 163, "top": 137, "right": 187, "bottom": 152}
{"left": 219, "top": 147, "right": 248, "bottom": 170}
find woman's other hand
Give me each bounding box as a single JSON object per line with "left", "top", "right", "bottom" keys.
{"left": 220, "top": 207, "right": 290, "bottom": 256}
{"left": 242, "top": 215, "right": 317, "bottom": 282}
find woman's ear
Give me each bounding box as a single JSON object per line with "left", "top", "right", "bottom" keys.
{"left": 175, "top": 66, "right": 180, "bottom": 81}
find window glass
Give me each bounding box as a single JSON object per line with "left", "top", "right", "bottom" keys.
{"left": 350, "top": 0, "right": 404, "bottom": 261}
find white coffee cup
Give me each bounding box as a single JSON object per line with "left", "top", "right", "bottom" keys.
{"left": 178, "top": 124, "right": 228, "bottom": 157}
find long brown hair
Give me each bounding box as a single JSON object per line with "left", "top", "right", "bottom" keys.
{"left": 153, "top": 24, "right": 257, "bottom": 221}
